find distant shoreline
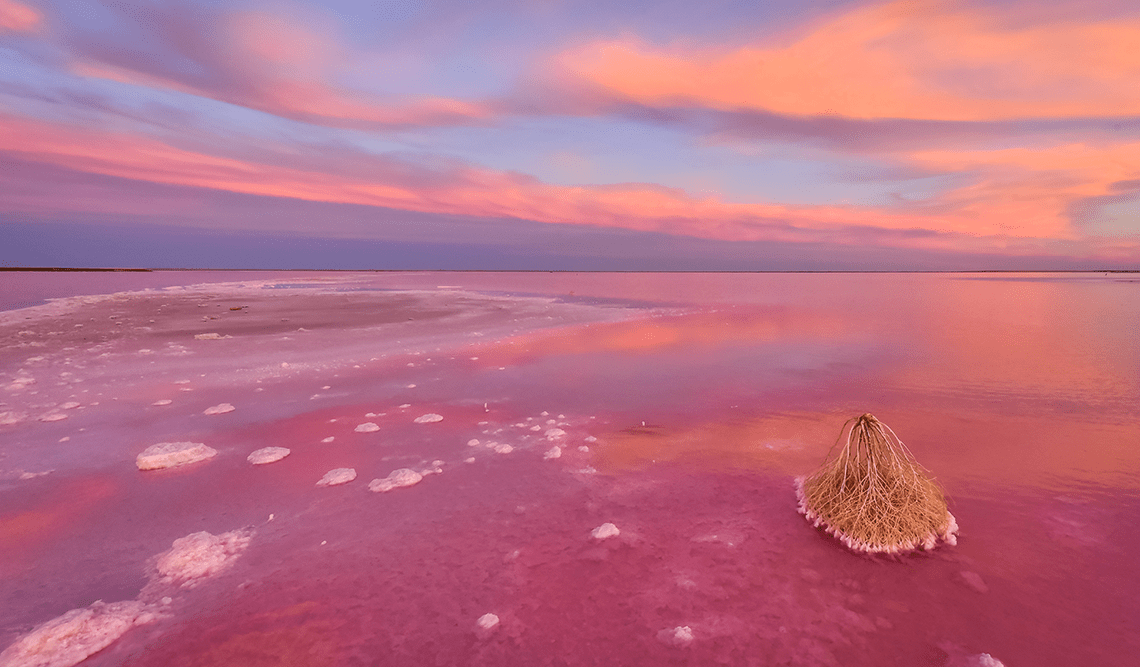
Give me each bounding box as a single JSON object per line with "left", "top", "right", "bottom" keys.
{"left": 0, "top": 267, "right": 1135, "bottom": 274}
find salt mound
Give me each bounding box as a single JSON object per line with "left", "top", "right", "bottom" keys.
{"left": 413, "top": 413, "right": 443, "bottom": 424}
{"left": 136, "top": 442, "right": 217, "bottom": 470}
{"left": 153, "top": 529, "right": 252, "bottom": 588}
{"left": 369, "top": 468, "right": 423, "bottom": 493}
{"left": 354, "top": 422, "right": 380, "bottom": 433}
{"left": 151, "top": 399, "right": 172, "bottom": 406}
{"left": 0, "top": 600, "right": 155, "bottom": 667}
{"left": 203, "top": 403, "right": 234, "bottom": 415}
{"left": 592, "top": 523, "right": 620, "bottom": 540}
{"left": 544, "top": 428, "right": 566, "bottom": 440}
{"left": 543, "top": 446, "right": 562, "bottom": 460}
{"left": 317, "top": 468, "right": 356, "bottom": 486}
{"left": 247, "top": 447, "right": 290, "bottom": 465}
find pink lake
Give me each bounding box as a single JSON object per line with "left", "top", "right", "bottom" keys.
{"left": 1, "top": 271, "right": 1137, "bottom": 666}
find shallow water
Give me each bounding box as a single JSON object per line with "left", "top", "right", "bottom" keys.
{"left": 1, "top": 271, "right": 1137, "bottom": 666}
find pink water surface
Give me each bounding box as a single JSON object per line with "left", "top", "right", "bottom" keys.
{"left": 1, "top": 272, "right": 1137, "bottom": 666}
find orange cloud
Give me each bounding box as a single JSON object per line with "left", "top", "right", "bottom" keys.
{"left": 557, "top": 0, "right": 1140, "bottom": 121}
{"left": 1, "top": 109, "right": 1129, "bottom": 252}
{"left": 0, "top": 0, "right": 39, "bottom": 32}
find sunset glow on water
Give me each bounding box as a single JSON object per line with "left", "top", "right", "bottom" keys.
{"left": 1, "top": 271, "right": 1137, "bottom": 666}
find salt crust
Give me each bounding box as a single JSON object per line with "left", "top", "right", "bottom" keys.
{"left": 543, "top": 446, "right": 562, "bottom": 460}
{"left": 38, "top": 413, "right": 68, "bottom": 422}
{"left": 0, "top": 600, "right": 156, "bottom": 667}
{"left": 369, "top": 468, "right": 423, "bottom": 492}
{"left": 153, "top": 529, "right": 253, "bottom": 588}
{"left": 246, "top": 447, "right": 290, "bottom": 465}
{"left": 136, "top": 442, "right": 217, "bottom": 471}
{"left": 413, "top": 413, "right": 443, "bottom": 424}
{"left": 793, "top": 476, "right": 959, "bottom": 554}
{"left": 592, "top": 523, "right": 620, "bottom": 540}
{"left": 203, "top": 403, "right": 234, "bottom": 415}
{"left": 193, "top": 333, "right": 230, "bottom": 340}
{"left": 317, "top": 468, "right": 356, "bottom": 486}
{"left": 475, "top": 613, "right": 499, "bottom": 631}
{"left": 354, "top": 422, "right": 380, "bottom": 433}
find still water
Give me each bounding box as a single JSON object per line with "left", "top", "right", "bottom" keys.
{"left": 1, "top": 271, "right": 1137, "bottom": 666}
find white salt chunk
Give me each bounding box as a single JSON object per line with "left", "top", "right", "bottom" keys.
{"left": 317, "top": 468, "right": 357, "bottom": 487}
{"left": 584, "top": 435, "right": 597, "bottom": 442}
{"left": 59, "top": 402, "right": 80, "bottom": 410}
{"left": 58, "top": 437, "right": 70, "bottom": 443}
{"left": 203, "top": 403, "right": 234, "bottom": 415}
{"left": 578, "top": 446, "right": 590, "bottom": 453}
{"left": 153, "top": 529, "right": 252, "bottom": 588}
{"left": 152, "top": 399, "right": 172, "bottom": 406}
{"left": 544, "top": 428, "right": 566, "bottom": 440}
{"left": 322, "top": 386, "right": 331, "bottom": 390}
{"left": 247, "top": 447, "right": 290, "bottom": 465}
{"left": 414, "top": 413, "right": 443, "bottom": 424}
{"left": 592, "top": 523, "right": 620, "bottom": 540}
{"left": 355, "top": 422, "right": 380, "bottom": 433}
{"left": 193, "top": 333, "right": 229, "bottom": 340}
{"left": 369, "top": 468, "right": 423, "bottom": 492}
{"left": 39, "top": 412, "right": 68, "bottom": 422}
{"left": 974, "top": 654, "right": 1005, "bottom": 667}
{"left": 406, "top": 384, "right": 416, "bottom": 388}
{"left": 0, "top": 600, "right": 155, "bottom": 667}
{"left": 657, "top": 625, "right": 694, "bottom": 648}
{"left": 543, "top": 446, "right": 562, "bottom": 460}
{"left": 464, "top": 457, "right": 476, "bottom": 463}
{"left": 475, "top": 613, "right": 499, "bottom": 631}
{"left": 467, "top": 438, "right": 480, "bottom": 447}
{"left": 529, "top": 425, "right": 541, "bottom": 431}
{"left": 136, "top": 442, "right": 217, "bottom": 470}
{"left": 321, "top": 436, "right": 335, "bottom": 443}
{"left": 398, "top": 403, "right": 411, "bottom": 409}
{"left": 494, "top": 444, "right": 514, "bottom": 454}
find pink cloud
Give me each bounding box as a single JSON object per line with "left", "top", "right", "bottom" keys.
{"left": 554, "top": 0, "right": 1140, "bottom": 122}
{"left": 0, "top": 0, "right": 39, "bottom": 32}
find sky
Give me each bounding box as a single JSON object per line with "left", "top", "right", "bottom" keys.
{"left": 0, "top": 0, "right": 1138, "bottom": 270}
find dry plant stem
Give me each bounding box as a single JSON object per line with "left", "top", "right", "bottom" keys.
{"left": 795, "top": 414, "right": 959, "bottom": 554}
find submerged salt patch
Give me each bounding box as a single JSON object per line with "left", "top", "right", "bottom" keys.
{"left": 136, "top": 442, "right": 217, "bottom": 470}
{"left": 0, "top": 600, "right": 156, "bottom": 667}
{"left": 317, "top": 468, "right": 356, "bottom": 487}
{"left": 413, "top": 413, "right": 443, "bottom": 424}
{"left": 0, "top": 410, "right": 28, "bottom": 425}
{"left": 592, "top": 523, "right": 620, "bottom": 540}
{"left": 203, "top": 403, "right": 234, "bottom": 415}
{"left": 355, "top": 422, "right": 380, "bottom": 433}
{"left": 475, "top": 613, "right": 499, "bottom": 632}
{"left": 369, "top": 468, "right": 423, "bottom": 492}
{"left": 153, "top": 529, "right": 252, "bottom": 588}
{"left": 247, "top": 447, "right": 290, "bottom": 465}
{"left": 39, "top": 412, "right": 68, "bottom": 422}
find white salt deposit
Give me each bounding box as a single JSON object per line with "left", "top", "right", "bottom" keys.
{"left": 136, "top": 442, "right": 218, "bottom": 470}
{"left": 39, "top": 412, "right": 68, "bottom": 422}
{"left": 0, "top": 600, "right": 156, "bottom": 667}
{"left": 193, "top": 333, "right": 230, "bottom": 340}
{"left": 584, "top": 435, "right": 597, "bottom": 442}
{"left": 543, "top": 446, "right": 562, "bottom": 460}
{"left": 544, "top": 428, "right": 566, "bottom": 439}
{"left": 657, "top": 625, "right": 694, "bottom": 648}
{"left": 974, "top": 654, "right": 1005, "bottom": 667}
{"left": 59, "top": 402, "right": 80, "bottom": 410}
{"left": 247, "top": 447, "right": 291, "bottom": 465}
{"left": 0, "top": 410, "right": 27, "bottom": 425}
{"left": 369, "top": 468, "right": 423, "bottom": 492}
{"left": 592, "top": 523, "right": 620, "bottom": 540}
{"left": 151, "top": 399, "right": 172, "bottom": 406}
{"left": 464, "top": 457, "right": 476, "bottom": 463}
{"left": 467, "top": 438, "right": 480, "bottom": 446}
{"left": 578, "top": 446, "right": 590, "bottom": 452}
{"left": 494, "top": 444, "right": 514, "bottom": 454}
{"left": 203, "top": 403, "right": 235, "bottom": 415}
{"left": 413, "top": 413, "right": 443, "bottom": 423}
{"left": 152, "top": 529, "right": 252, "bottom": 588}
{"left": 529, "top": 425, "right": 541, "bottom": 431}
{"left": 321, "top": 436, "right": 335, "bottom": 443}
{"left": 355, "top": 422, "right": 380, "bottom": 433}
{"left": 475, "top": 613, "right": 499, "bottom": 631}
{"left": 317, "top": 468, "right": 357, "bottom": 487}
